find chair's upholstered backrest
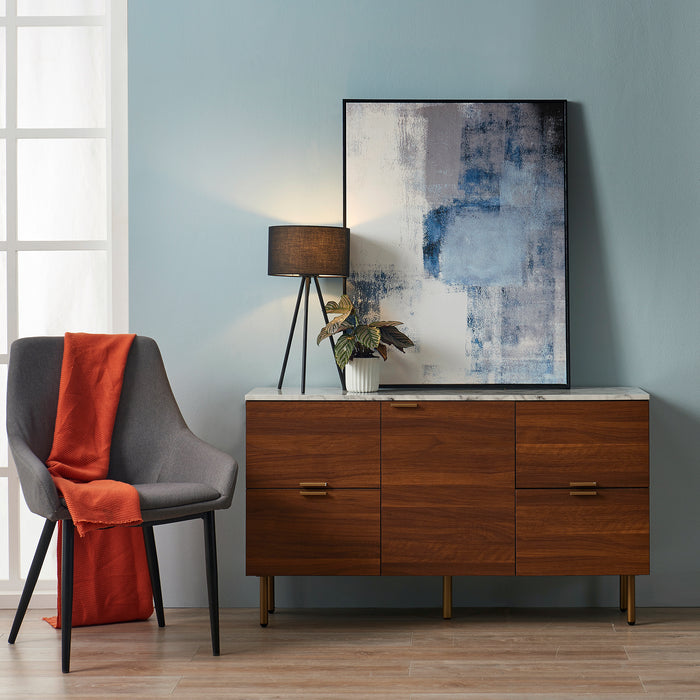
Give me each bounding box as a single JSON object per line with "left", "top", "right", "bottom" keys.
{"left": 6, "top": 336, "right": 192, "bottom": 518}
{"left": 6, "top": 337, "right": 65, "bottom": 518}
{"left": 108, "top": 336, "right": 188, "bottom": 484}
{"left": 6, "top": 337, "right": 63, "bottom": 462}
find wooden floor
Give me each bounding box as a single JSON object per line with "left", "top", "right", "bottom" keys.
{"left": 2, "top": 607, "right": 700, "bottom": 698}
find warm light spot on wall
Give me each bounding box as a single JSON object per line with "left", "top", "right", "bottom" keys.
{"left": 205, "top": 170, "right": 343, "bottom": 226}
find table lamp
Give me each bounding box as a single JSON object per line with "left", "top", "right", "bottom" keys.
{"left": 268, "top": 225, "right": 349, "bottom": 393}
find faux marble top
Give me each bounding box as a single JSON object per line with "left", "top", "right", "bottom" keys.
{"left": 245, "top": 387, "right": 650, "bottom": 401}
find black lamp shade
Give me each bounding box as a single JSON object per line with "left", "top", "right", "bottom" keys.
{"left": 268, "top": 225, "right": 349, "bottom": 277}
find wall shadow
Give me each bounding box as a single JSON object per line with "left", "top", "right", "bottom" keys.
{"left": 566, "top": 102, "right": 621, "bottom": 385}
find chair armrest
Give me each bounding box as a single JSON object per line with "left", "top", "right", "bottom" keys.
{"left": 156, "top": 429, "right": 238, "bottom": 509}
{"left": 9, "top": 441, "right": 64, "bottom": 520}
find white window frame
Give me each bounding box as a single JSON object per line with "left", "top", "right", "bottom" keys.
{"left": 0, "top": 0, "right": 128, "bottom": 607}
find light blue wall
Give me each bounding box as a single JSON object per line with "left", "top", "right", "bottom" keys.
{"left": 129, "top": 0, "right": 700, "bottom": 608}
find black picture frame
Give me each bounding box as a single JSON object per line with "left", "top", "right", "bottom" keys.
{"left": 343, "top": 99, "right": 569, "bottom": 389}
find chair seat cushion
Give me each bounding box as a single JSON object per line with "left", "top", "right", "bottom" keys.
{"left": 134, "top": 482, "right": 220, "bottom": 512}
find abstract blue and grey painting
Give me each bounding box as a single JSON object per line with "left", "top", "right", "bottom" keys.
{"left": 345, "top": 100, "right": 568, "bottom": 386}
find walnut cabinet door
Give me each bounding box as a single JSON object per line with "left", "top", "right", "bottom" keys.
{"left": 381, "top": 401, "right": 515, "bottom": 576}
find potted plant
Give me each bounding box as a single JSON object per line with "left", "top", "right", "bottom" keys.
{"left": 317, "top": 294, "right": 414, "bottom": 392}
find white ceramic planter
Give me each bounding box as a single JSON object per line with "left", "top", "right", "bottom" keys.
{"left": 345, "top": 357, "right": 380, "bottom": 393}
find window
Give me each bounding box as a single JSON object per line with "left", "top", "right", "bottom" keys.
{"left": 0, "top": 0, "right": 127, "bottom": 605}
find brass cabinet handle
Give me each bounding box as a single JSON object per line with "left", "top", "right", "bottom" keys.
{"left": 299, "top": 490, "right": 328, "bottom": 496}
{"left": 299, "top": 482, "right": 328, "bottom": 488}
{"left": 570, "top": 481, "right": 597, "bottom": 487}
{"left": 570, "top": 490, "right": 598, "bottom": 496}
{"left": 391, "top": 403, "right": 419, "bottom": 408}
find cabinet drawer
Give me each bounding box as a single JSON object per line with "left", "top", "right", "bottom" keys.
{"left": 382, "top": 486, "right": 514, "bottom": 576}
{"left": 516, "top": 488, "right": 649, "bottom": 576}
{"left": 381, "top": 401, "right": 514, "bottom": 487}
{"left": 246, "top": 402, "right": 380, "bottom": 488}
{"left": 246, "top": 489, "right": 380, "bottom": 576}
{"left": 516, "top": 401, "right": 648, "bottom": 487}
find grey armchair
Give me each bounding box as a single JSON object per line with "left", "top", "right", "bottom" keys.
{"left": 6, "top": 336, "right": 237, "bottom": 673}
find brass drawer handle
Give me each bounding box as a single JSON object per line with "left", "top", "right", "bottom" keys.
{"left": 299, "top": 482, "right": 328, "bottom": 488}
{"left": 570, "top": 490, "right": 598, "bottom": 496}
{"left": 570, "top": 481, "right": 597, "bottom": 487}
{"left": 299, "top": 490, "right": 327, "bottom": 496}
{"left": 391, "top": 403, "right": 419, "bottom": 408}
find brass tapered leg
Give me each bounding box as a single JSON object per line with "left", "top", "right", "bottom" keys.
{"left": 260, "top": 577, "right": 269, "bottom": 627}
{"left": 627, "top": 575, "right": 636, "bottom": 625}
{"left": 267, "top": 575, "right": 275, "bottom": 613}
{"left": 442, "top": 576, "right": 452, "bottom": 620}
{"left": 620, "top": 575, "right": 628, "bottom": 611}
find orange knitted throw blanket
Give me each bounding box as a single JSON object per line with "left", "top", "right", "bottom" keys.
{"left": 45, "top": 333, "right": 153, "bottom": 628}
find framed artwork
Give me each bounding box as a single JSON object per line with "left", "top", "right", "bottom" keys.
{"left": 344, "top": 99, "right": 569, "bottom": 388}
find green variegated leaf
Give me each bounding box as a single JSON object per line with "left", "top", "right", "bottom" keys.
{"left": 324, "top": 294, "right": 354, "bottom": 316}
{"left": 376, "top": 343, "right": 388, "bottom": 360}
{"left": 320, "top": 295, "right": 354, "bottom": 343}
{"left": 333, "top": 334, "right": 356, "bottom": 369}
{"left": 380, "top": 325, "right": 415, "bottom": 350}
{"left": 355, "top": 325, "right": 381, "bottom": 349}
{"left": 323, "top": 308, "right": 352, "bottom": 329}
{"left": 317, "top": 323, "right": 331, "bottom": 345}
{"left": 317, "top": 319, "right": 352, "bottom": 344}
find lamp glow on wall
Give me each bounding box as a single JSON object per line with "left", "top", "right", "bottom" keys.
{"left": 268, "top": 225, "right": 349, "bottom": 393}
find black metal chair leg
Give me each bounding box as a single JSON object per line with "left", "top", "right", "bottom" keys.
{"left": 142, "top": 525, "right": 165, "bottom": 627}
{"left": 61, "top": 520, "right": 75, "bottom": 674}
{"left": 8, "top": 519, "right": 56, "bottom": 644}
{"left": 202, "top": 511, "right": 220, "bottom": 656}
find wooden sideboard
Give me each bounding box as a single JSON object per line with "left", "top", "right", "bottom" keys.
{"left": 245, "top": 387, "right": 649, "bottom": 625}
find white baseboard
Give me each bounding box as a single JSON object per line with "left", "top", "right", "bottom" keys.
{"left": 0, "top": 592, "right": 56, "bottom": 609}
